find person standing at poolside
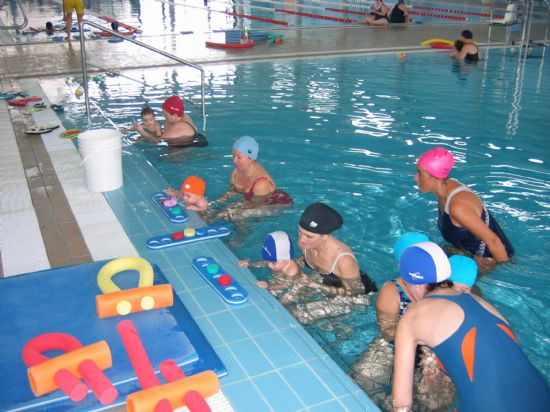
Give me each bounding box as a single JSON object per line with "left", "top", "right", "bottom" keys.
{"left": 452, "top": 29, "right": 480, "bottom": 62}
{"left": 392, "top": 242, "right": 550, "bottom": 412}
{"left": 211, "top": 135, "right": 292, "bottom": 220}
{"left": 415, "top": 147, "right": 514, "bottom": 273}
{"left": 389, "top": 0, "right": 408, "bottom": 24}
{"left": 63, "top": 0, "right": 85, "bottom": 41}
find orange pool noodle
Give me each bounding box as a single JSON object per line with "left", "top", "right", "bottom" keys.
{"left": 126, "top": 370, "right": 220, "bottom": 412}
{"left": 96, "top": 284, "right": 173, "bottom": 318}
{"left": 27, "top": 341, "right": 111, "bottom": 397}
{"left": 78, "top": 359, "right": 118, "bottom": 405}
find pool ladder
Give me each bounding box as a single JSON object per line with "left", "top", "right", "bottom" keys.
{"left": 78, "top": 20, "right": 206, "bottom": 123}
{"left": 0, "top": 0, "right": 28, "bottom": 30}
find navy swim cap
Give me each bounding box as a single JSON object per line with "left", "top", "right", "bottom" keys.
{"left": 299, "top": 203, "right": 343, "bottom": 234}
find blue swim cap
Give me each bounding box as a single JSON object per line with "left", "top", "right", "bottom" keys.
{"left": 400, "top": 242, "right": 451, "bottom": 285}
{"left": 393, "top": 231, "right": 430, "bottom": 262}
{"left": 262, "top": 231, "right": 294, "bottom": 262}
{"left": 233, "top": 135, "right": 259, "bottom": 160}
{"left": 449, "top": 255, "right": 478, "bottom": 287}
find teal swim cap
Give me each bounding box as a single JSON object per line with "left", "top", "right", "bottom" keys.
{"left": 233, "top": 135, "right": 259, "bottom": 160}
{"left": 449, "top": 255, "right": 478, "bottom": 287}
{"left": 393, "top": 231, "right": 430, "bottom": 262}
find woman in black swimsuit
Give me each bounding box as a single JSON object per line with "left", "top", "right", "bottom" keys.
{"left": 364, "top": 0, "right": 390, "bottom": 26}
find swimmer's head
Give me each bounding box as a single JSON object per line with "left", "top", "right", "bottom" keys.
{"left": 162, "top": 96, "right": 184, "bottom": 116}
{"left": 461, "top": 29, "right": 473, "bottom": 40}
{"left": 399, "top": 242, "right": 451, "bottom": 285}
{"left": 397, "top": 0, "right": 405, "bottom": 4}
{"left": 46, "top": 22, "right": 54, "bottom": 30}
{"left": 299, "top": 202, "right": 343, "bottom": 235}
{"left": 181, "top": 176, "right": 206, "bottom": 197}
{"left": 262, "top": 231, "right": 294, "bottom": 262}
{"left": 233, "top": 135, "right": 259, "bottom": 160}
{"left": 111, "top": 21, "right": 119, "bottom": 31}
{"left": 417, "top": 147, "right": 455, "bottom": 179}
{"left": 393, "top": 231, "right": 430, "bottom": 262}
{"left": 449, "top": 255, "right": 478, "bottom": 289}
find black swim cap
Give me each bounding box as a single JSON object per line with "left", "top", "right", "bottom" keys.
{"left": 46, "top": 22, "right": 53, "bottom": 29}
{"left": 299, "top": 203, "right": 343, "bottom": 234}
{"left": 461, "top": 30, "right": 473, "bottom": 39}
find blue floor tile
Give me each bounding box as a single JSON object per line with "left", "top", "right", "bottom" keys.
{"left": 214, "top": 345, "right": 248, "bottom": 385}
{"left": 279, "top": 364, "right": 333, "bottom": 405}
{"left": 223, "top": 380, "right": 270, "bottom": 412}
{"left": 254, "top": 331, "right": 302, "bottom": 368}
{"left": 254, "top": 371, "right": 305, "bottom": 411}
{"left": 209, "top": 311, "right": 249, "bottom": 343}
{"left": 229, "top": 338, "right": 273, "bottom": 376}
{"left": 192, "top": 284, "right": 232, "bottom": 314}
{"left": 232, "top": 304, "right": 275, "bottom": 336}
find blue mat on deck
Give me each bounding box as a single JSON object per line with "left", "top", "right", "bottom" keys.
{"left": 0, "top": 260, "right": 226, "bottom": 412}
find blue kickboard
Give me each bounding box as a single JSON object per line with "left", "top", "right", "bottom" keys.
{"left": 147, "top": 225, "right": 231, "bottom": 250}
{"left": 192, "top": 256, "right": 248, "bottom": 305}
{"left": 152, "top": 192, "right": 189, "bottom": 223}
{"left": 0, "top": 260, "right": 226, "bottom": 412}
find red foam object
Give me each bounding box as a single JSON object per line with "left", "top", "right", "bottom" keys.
{"left": 218, "top": 274, "right": 231, "bottom": 286}
{"left": 171, "top": 232, "right": 184, "bottom": 240}
{"left": 117, "top": 320, "right": 160, "bottom": 389}
{"left": 78, "top": 359, "right": 118, "bottom": 405}
{"left": 430, "top": 42, "right": 454, "bottom": 50}
{"left": 183, "top": 390, "right": 211, "bottom": 412}
{"left": 160, "top": 359, "right": 186, "bottom": 383}
{"left": 154, "top": 399, "right": 173, "bottom": 412}
{"left": 22, "top": 333, "right": 83, "bottom": 367}
{"left": 54, "top": 368, "right": 88, "bottom": 401}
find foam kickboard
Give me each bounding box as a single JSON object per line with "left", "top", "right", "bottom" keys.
{"left": 192, "top": 257, "right": 248, "bottom": 305}
{"left": 146, "top": 226, "right": 231, "bottom": 249}
{"left": 152, "top": 192, "right": 188, "bottom": 223}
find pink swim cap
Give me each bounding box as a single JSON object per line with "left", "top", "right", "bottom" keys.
{"left": 417, "top": 147, "right": 455, "bottom": 179}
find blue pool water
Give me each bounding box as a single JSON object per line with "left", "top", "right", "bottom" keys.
{"left": 47, "top": 47, "right": 549, "bottom": 403}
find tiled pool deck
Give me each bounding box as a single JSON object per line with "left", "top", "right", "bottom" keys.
{"left": 1, "top": 1, "right": 549, "bottom": 410}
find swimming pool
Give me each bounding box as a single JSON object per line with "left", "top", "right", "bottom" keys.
{"left": 46, "top": 46, "right": 550, "bottom": 406}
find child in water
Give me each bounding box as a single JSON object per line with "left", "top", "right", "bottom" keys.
{"left": 166, "top": 176, "right": 208, "bottom": 212}
{"left": 449, "top": 254, "right": 478, "bottom": 293}
{"left": 132, "top": 107, "right": 162, "bottom": 142}
{"left": 239, "top": 231, "right": 306, "bottom": 292}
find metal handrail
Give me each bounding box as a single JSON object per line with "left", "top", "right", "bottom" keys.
{"left": 0, "top": 0, "right": 28, "bottom": 30}
{"left": 78, "top": 20, "right": 206, "bottom": 124}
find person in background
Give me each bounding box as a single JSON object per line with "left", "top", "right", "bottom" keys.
{"left": 449, "top": 254, "right": 478, "bottom": 293}
{"left": 132, "top": 107, "right": 162, "bottom": 141}
{"left": 452, "top": 29, "right": 480, "bottom": 61}
{"left": 211, "top": 136, "right": 292, "bottom": 220}
{"left": 160, "top": 95, "right": 202, "bottom": 146}
{"left": 389, "top": 0, "right": 408, "bottom": 23}
{"left": 392, "top": 242, "right": 550, "bottom": 412}
{"left": 363, "top": 0, "right": 390, "bottom": 26}
{"left": 63, "top": 0, "right": 85, "bottom": 41}
{"left": 415, "top": 147, "right": 514, "bottom": 273}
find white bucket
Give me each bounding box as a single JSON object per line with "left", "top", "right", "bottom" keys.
{"left": 78, "top": 128, "right": 123, "bottom": 192}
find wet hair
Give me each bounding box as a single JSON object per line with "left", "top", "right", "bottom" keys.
{"left": 461, "top": 29, "right": 473, "bottom": 39}
{"left": 454, "top": 39, "right": 464, "bottom": 52}
{"left": 140, "top": 107, "right": 155, "bottom": 117}
{"left": 46, "top": 22, "right": 53, "bottom": 30}
{"left": 111, "top": 21, "right": 119, "bottom": 31}
{"left": 427, "top": 280, "right": 453, "bottom": 292}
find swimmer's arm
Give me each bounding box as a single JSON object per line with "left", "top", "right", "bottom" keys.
{"left": 164, "top": 187, "right": 182, "bottom": 198}
{"left": 239, "top": 260, "right": 270, "bottom": 268}
{"left": 451, "top": 200, "right": 510, "bottom": 262}
{"left": 133, "top": 123, "right": 158, "bottom": 142}
{"left": 376, "top": 281, "right": 401, "bottom": 341}
{"left": 392, "top": 314, "right": 417, "bottom": 411}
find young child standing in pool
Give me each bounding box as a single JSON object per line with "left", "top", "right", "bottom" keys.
{"left": 166, "top": 176, "right": 208, "bottom": 212}
{"left": 239, "top": 231, "right": 306, "bottom": 291}
{"left": 132, "top": 107, "right": 162, "bottom": 142}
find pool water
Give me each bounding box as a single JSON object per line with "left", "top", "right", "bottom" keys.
{"left": 48, "top": 47, "right": 549, "bottom": 402}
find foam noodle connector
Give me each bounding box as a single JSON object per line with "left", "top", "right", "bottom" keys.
{"left": 159, "top": 359, "right": 186, "bottom": 383}
{"left": 27, "top": 341, "right": 111, "bottom": 397}
{"left": 78, "top": 359, "right": 118, "bottom": 405}
{"left": 126, "top": 370, "right": 220, "bottom": 412}
{"left": 96, "top": 284, "right": 173, "bottom": 318}
{"left": 117, "top": 320, "right": 160, "bottom": 389}
{"left": 183, "top": 390, "right": 212, "bottom": 412}
{"left": 97, "top": 257, "right": 154, "bottom": 294}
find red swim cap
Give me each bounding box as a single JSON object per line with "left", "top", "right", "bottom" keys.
{"left": 162, "top": 96, "right": 184, "bottom": 116}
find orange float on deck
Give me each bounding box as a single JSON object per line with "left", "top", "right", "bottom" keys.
{"left": 96, "top": 284, "right": 173, "bottom": 318}
{"left": 126, "top": 370, "right": 220, "bottom": 412}
{"left": 27, "top": 341, "right": 112, "bottom": 396}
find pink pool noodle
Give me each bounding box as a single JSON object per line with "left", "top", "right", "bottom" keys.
{"left": 159, "top": 359, "right": 186, "bottom": 383}
{"left": 117, "top": 320, "right": 160, "bottom": 389}
{"left": 22, "top": 333, "right": 83, "bottom": 367}
{"left": 154, "top": 398, "right": 173, "bottom": 412}
{"left": 53, "top": 368, "right": 89, "bottom": 401}
{"left": 78, "top": 359, "right": 118, "bottom": 405}
{"left": 184, "top": 390, "right": 211, "bottom": 412}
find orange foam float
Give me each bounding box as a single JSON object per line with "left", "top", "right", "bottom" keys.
{"left": 96, "top": 257, "right": 173, "bottom": 318}
{"left": 126, "top": 370, "right": 220, "bottom": 412}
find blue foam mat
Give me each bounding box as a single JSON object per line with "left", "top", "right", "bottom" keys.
{"left": 0, "top": 260, "right": 226, "bottom": 411}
